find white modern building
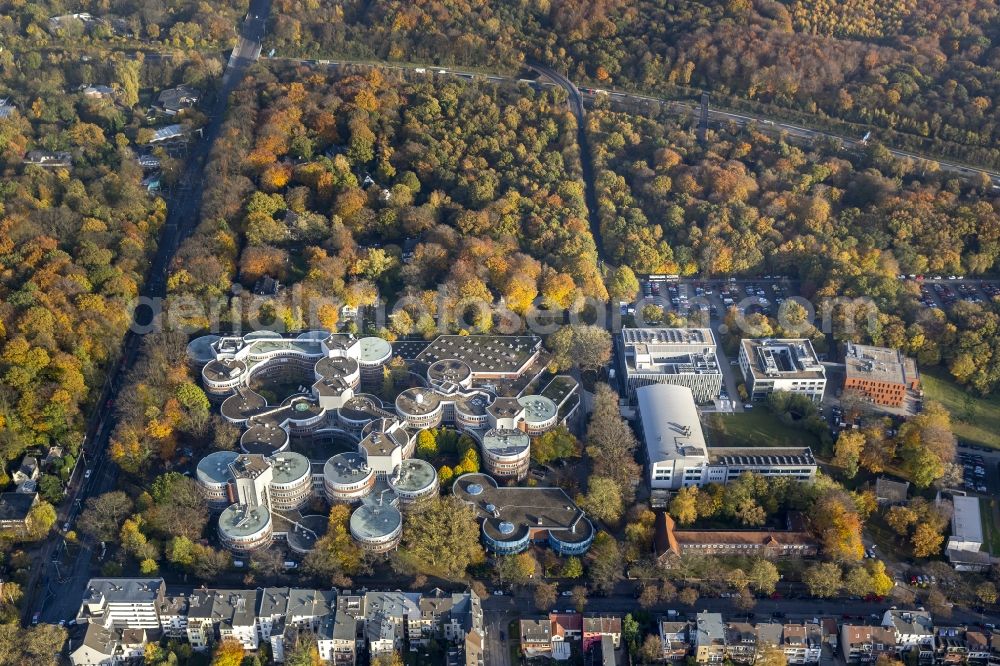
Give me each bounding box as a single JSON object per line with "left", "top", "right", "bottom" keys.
{"left": 619, "top": 328, "right": 723, "bottom": 402}
{"left": 636, "top": 384, "right": 711, "bottom": 490}
{"left": 739, "top": 338, "right": 826, "bottom": 403}
{"left": 76, "top": 579, "right": 166, "bottom": 629}
{"left": 636, "top": 384, "right": 817, "bottom": 490}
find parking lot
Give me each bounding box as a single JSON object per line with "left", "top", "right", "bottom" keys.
{"left": 905, "top": 275, "right": 1000, "bottom": 310}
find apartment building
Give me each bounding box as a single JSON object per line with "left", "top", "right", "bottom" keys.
{"left": 76, "top": 579, "right": 166, "bottom": 629}
{"left": 694, "top": 613, "right": 728, "bottom": 663}
{"left": 882, "top": 610, "right": 934, "bottom": 660}
{"left": 739, "top": 338, "right": 827, "bottom": 402}
{"left": 659, "top": 620, "right": 693, "bottom": 661}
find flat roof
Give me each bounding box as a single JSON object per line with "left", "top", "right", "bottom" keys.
{"left": 741, "top": 338, "right": 825, "bottom": 380}
{"left": 452, "top": 473, "right": 593, "bottom": 544}
{"left": 622, "top": 328, "right": 720, "bottom": 376}
{"left": 707, "top": 447, "right": 816, "bottom": 467}
{"left": 952, "top": 494, "right": 984, "bottom": 544}
{"left": 323, "top": 452, "right": 371, "bottom": 485}
{"left": 518, "top": 395, "right": 557, "bottom": 423}
{"left": 82, "top": 578, "right": 163, "bottom": 605}
{"left": 270, "top": 452, "right": 311, "bottom": 484}
{"left": 388, "top": 459, "right": 437, "bottom": 493}
{"left": 844, "top": 342, "right": 918, "bottom": 385}
{"left": 350, "top": 500, "right": 402, "bottom": 539}
{"left": 358, "top": 336, "right": 392, "bottom": 363}
{"left": 187, "top": 335, "right": 221, "bottom": 364}
{"left": 482, "top": 428, "right": 530, "bottom": 455}
{"left": 220, "top": 387, "right": 267, "bottom": 421}
{"left": 240, "top": 422, "right": 288, "bottom": 455}
{"left": 278, "top": 513, "right": 327, "bottom": 552}
{"left": 196, "top": 451, "right": 240, "bottom": 485}
{"left": 416, "top": 335, "right": 540, "bottom": 375}
{"left": 395, "top": 387, "right": 442, "bottom": 416}
{"left": 636, "top": 384, "right": 708, "bottom": 464}
{"left": 428, "top": 358, "right": 472, "bottom": 385}
{"left": 219, "top": 504, "right": 270, "bottom": 538}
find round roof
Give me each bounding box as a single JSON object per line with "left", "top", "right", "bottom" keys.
{"left": 219, "top": 504, "right": 271, "bottom": 538}
{"left": 285, "top": 514, "right": 328, "bottom": 552}
{"left": 196, "top": 451, "right": 240, "bottom": 485}
{"left": 296, "top": 329, "right": 331, "bottom": 340}
{"left": 482, "top": 428, "right": 530, "bottom": 455}
{"left": 323, "top": 452, "right": 372, "bottom": 486}
{"left": 518, "top": 395, "right": 557, "bottom": 422}
{"left": 350, "top": 501, "right": 402, "bottom": 540}
{"left": 245, "top": 330, "right": 282, "bottom": 340}
{"left": 387, "top": 459, "right": 438, "bottom": 494}
{"left": 358, "top": 336, "right": 393, "bottom": 363}
{"left": 187, "top": 335, "right": 220, "bottom": 364}
{"left": 269, "top": 452, "right": 311, "bottom": 485}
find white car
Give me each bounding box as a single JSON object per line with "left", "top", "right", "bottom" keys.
{"left": 561, "top": 591, "right": 573, "bottom": 597}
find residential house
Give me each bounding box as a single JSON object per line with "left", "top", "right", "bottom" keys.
{"left": 156, "top": 594, "right": 189, "bottom": 638}
{"left": 875, "top": 477, "right": 909, "bottom": 505}
{"left": 82, "top": 85, "right": 115, "bottom": 99}
{"left": 551, "top": 612, "right": 583, "bottom": 643}
{"left": 821, "top": 618, "right": 839, "bottom": 651}
{"left": 24, "top": 151, "right": 72, "bottom": 167}
{"left": 780, "top": 624, "right": 823, "bottom": 664}
{"left": 186, "top": 589, "right": 260, "bottom": 650}
{"left": 0, "top": 492, "right": 37, "bottom": 530}
{"left": 725, "top": 622, "right": 758, "bottom": 663}
{"left": 154, "top": 85, "right": 200, "bottom": 115}
{"left": 935, "top": 627, "right": 985, "bottom": 665}
{"left": 71, "top": 624, "right": 154, "bottom": 666}
{"left": 584, "top": 615, "right": 622, "bottom": 653}
{"left": 13, "top": 456, "right": 39, "bottom": 493}
{"left": 0, "top": 99, "right": 16, "bottom": 119}
{"left": 41, "top": 446, "right": 64, "bottom": 469}
{"left": 694, "top": 613, "right": 727, "bottom": 663}
{"left": 659, "top": 620, "right": 693, "bottom": 661}
{"left": 364, "top": 591, "right": 421, "bottom": 656}
{"left": 520, "top": 618, "right": 552, "bottom": 658}
{"left": 841, "top": 625, "right": 897, "bottom": 663}
{"left": 882, "top": 610, "right": 934, "bottom": 660}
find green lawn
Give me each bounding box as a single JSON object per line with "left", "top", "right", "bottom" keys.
{"left": 922, "top": 369, "right": 1000, "bottom": 449}
{"left": 704, "top": 409, "right": 821, "bottom": 449}
{"left": 980, "top": 497, "right": 1000, "bottom": 556}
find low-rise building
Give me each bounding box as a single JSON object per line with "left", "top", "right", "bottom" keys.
{"left": 659, "top": 620, "right": 693, "bottom": 661}
{"left": 655, "top": 513, "right": 819, "bottom": 561}
{"left": 584, "top": 615, "right": 622, "bottom": 653}
{"left": 694, "top": 613, "right": 728, "bottom": 663}
{"left": 882, "top": 609, "right": 934, "bottom": 659}
{"left": 947, "top": 495, "right": 986, "bottom": 570}
{"left": 452, "top": 473, "right": 594, "bottom": 556}
{"left": 76, "top": 579, "right": 166, "bottom": 629}
{"left": 520, "top": 618, "right": 553, "bottom": 658}
{"left": 620, "top": 328, "right": 723, "bottom": 402}
{"left": 636, "top": 384, "right": 817, "bottom": 490}
{"left": 71, "top": 625, "right": 152, "bottom": 666}
{"left": 154, "top": 85, "right": 200, "bottom": 115}
{"left": 841, "top": 625, "right": 897, "bottom": 663}
{"left": 739, "top": 338, "right": 826, "bottom": 403}
{"left": 843, "top": 342, "right": 919, "bottom": 409}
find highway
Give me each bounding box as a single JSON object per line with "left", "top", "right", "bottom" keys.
{"left": 26, "top": 0, "right": 274, "bottom": 627}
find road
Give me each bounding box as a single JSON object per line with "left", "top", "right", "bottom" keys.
{"left": 265, "top": 54, "right": 1000, "bottom": 188}
{"left": 26, "top": 0, "right": 273, "bottom": 626}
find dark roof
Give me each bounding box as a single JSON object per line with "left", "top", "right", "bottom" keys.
{"left": 0, "top": 492, "right": 36, "bottom": 522}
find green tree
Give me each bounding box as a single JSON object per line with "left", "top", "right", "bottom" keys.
{"left": 803, "top": 562, "right": 842, "bottom": 598}
{"left": 397, "top": 496, "right": 485, "bottom": 578}
{"left": 748, "top": 560, "right": 780, "bottom": 595}
{"left": 669, "top": 486, "right": 699, "bottom": 525}
{"left": 580, "top": 476, "right": 624, "bottom": 524}
{"left": 560, "top": 556, "right": 583, "bottom": 579}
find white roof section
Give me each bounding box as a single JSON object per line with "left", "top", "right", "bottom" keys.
{"left": 636, "top": 384, "right": 708, "bottom": 464}
{"left": 952, "top": 495, "right": 983, "bottom": 544}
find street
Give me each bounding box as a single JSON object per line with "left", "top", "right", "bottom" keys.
{"left": 24, "top": 0, "right": 275, "bottom": 627}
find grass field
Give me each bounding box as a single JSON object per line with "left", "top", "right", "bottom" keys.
{"left": 704, "top": 409, "right": 821, "bottom": 449}
{"left": 980, "top": 497, "right": 1000, "bottom": 556}
{"left": 922, "top": 369, "right": 1000, "bottom": 450}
